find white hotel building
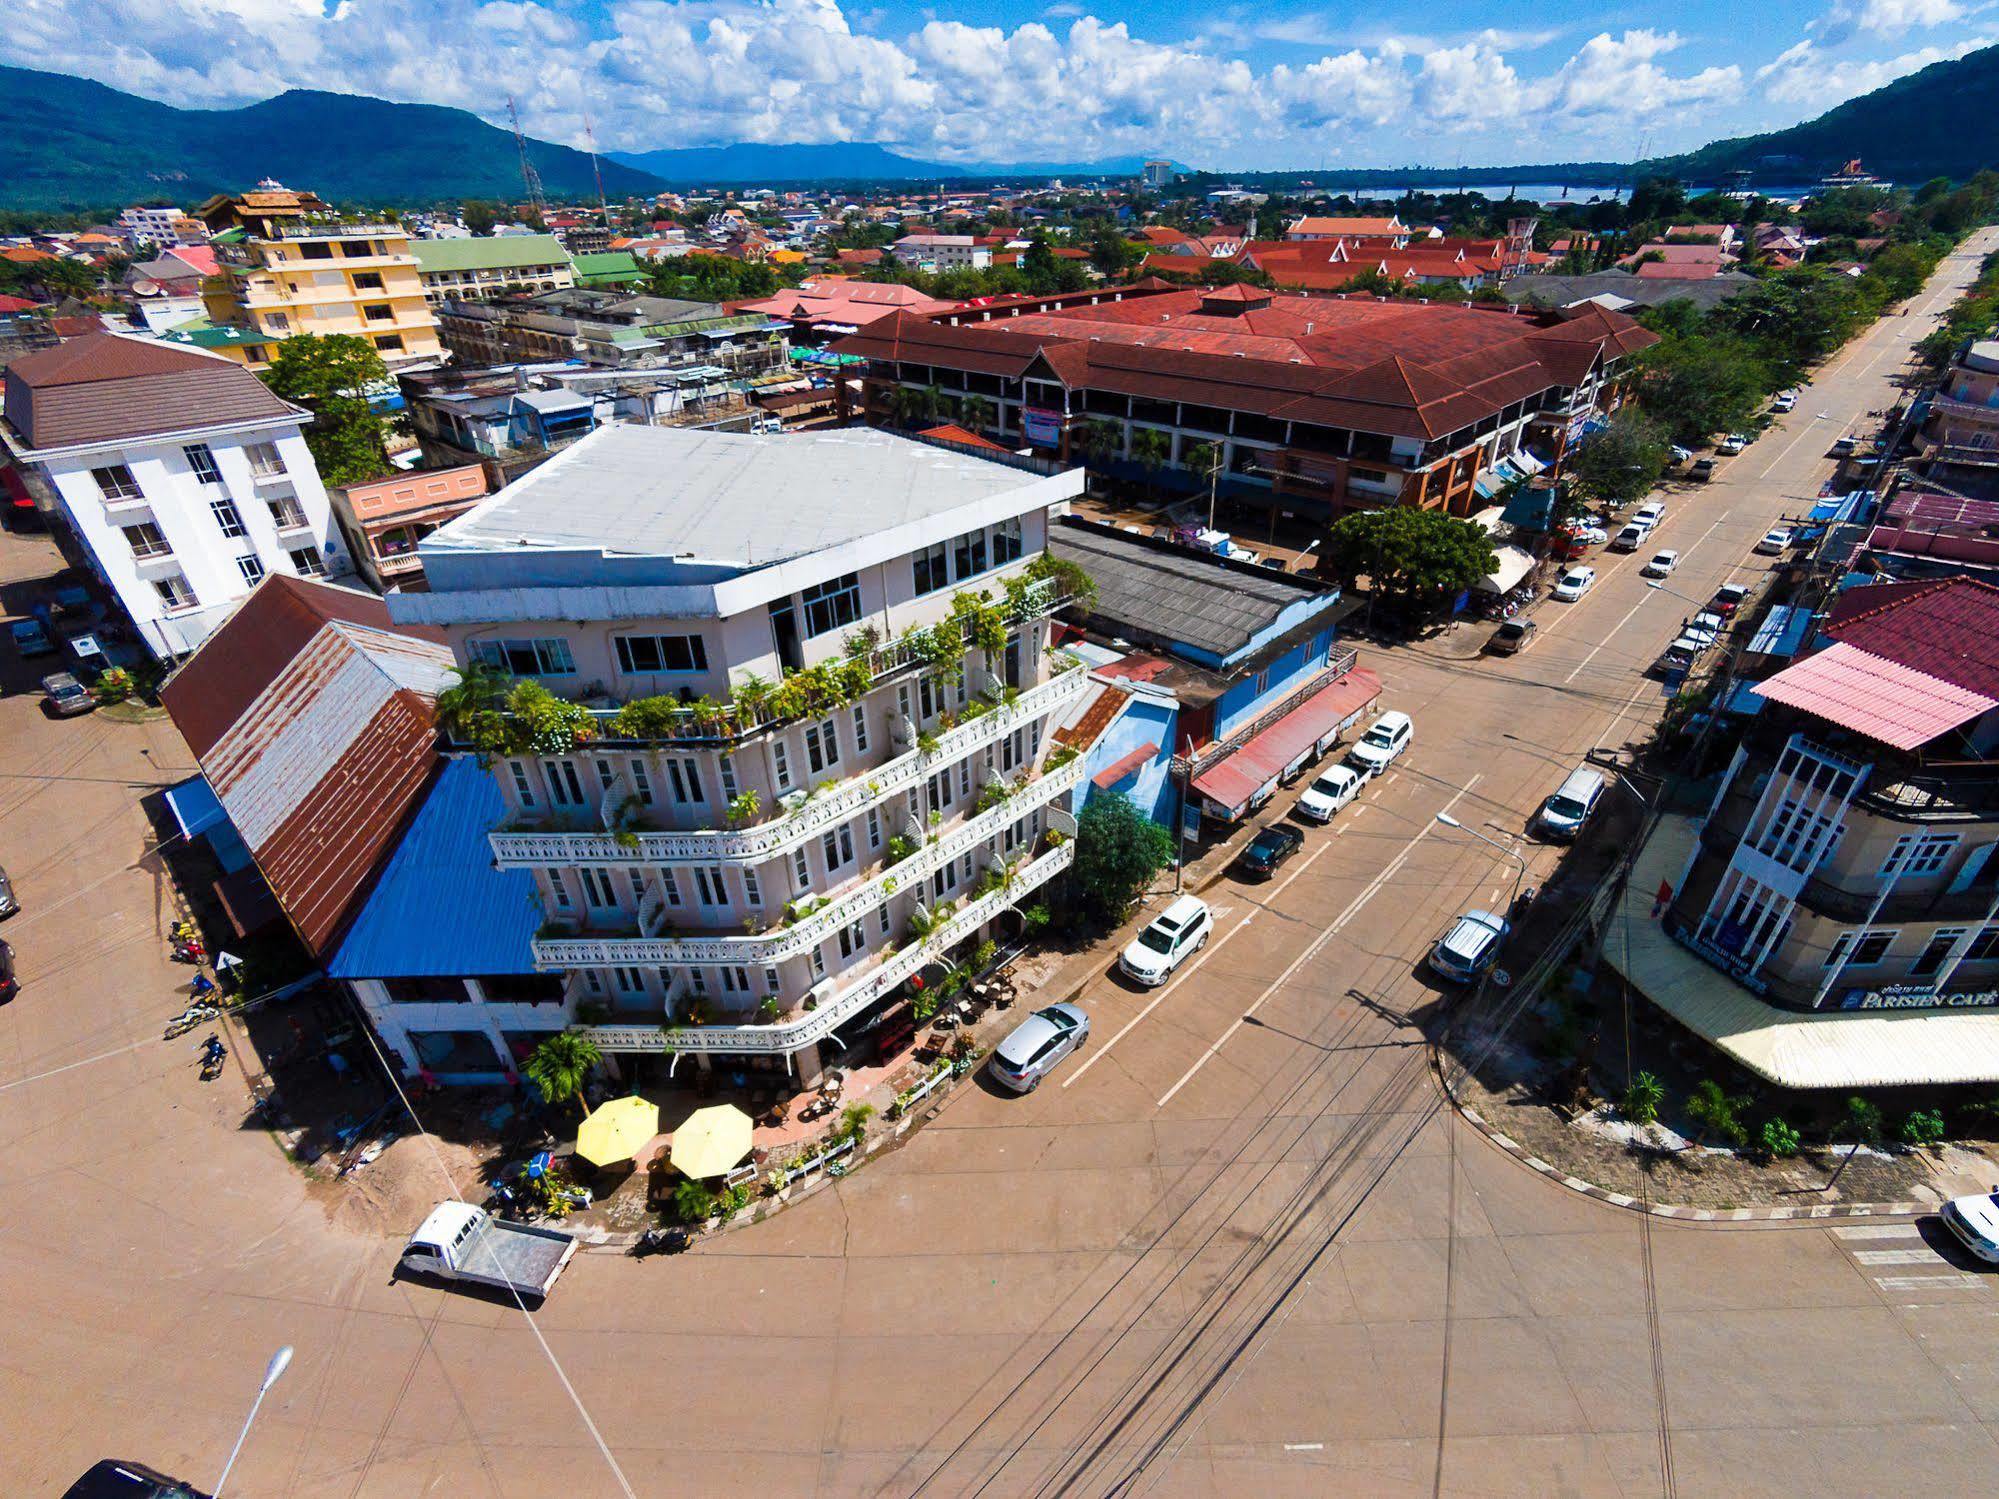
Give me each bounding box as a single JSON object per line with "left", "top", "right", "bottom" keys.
{"left": 387, "top": 423, "right": 1091, "bottom": 1086}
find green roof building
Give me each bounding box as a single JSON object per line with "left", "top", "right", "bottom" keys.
{"left": 412, "top": 233, "right": 575, "bottom": 305}
{"left": 571, "top": 251, "right": 647, "bottom": 289}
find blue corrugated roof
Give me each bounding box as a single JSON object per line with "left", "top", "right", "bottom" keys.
{"left": 329, "top": 757, "right": 539, "bottom": 979}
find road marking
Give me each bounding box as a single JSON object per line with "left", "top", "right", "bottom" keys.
{"left": 1854, "top": 1248, "right": 1944, "bottom": 1266}
{"left": 1835, "top": 1224, "right": 1923, "bottom": 1241}
{"left": 1061, "top": 841, "right": 1331, "bottom": 1089}
{"left": 1282, "top": 1443, "right": 1324, "bottom": 1452}
{"left": 1874, "top": 1274, "right": 1986, "bottom": 1292}
{"left": 1155, "top": 775, "right": 1483, "bottom": 1108}
{"left": 1561, "top": 512, "right": 1732, "bottom": 685}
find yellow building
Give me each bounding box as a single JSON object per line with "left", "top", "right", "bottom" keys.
{"left": 195, "top": 184, "right": 444, "bottom": 367}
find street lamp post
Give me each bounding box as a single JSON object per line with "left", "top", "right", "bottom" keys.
{"left": 215, "top": 1345, "right": 293, "bottom": 1498}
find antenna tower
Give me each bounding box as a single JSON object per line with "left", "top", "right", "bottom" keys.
{"left": 507, "top": 95, "right": 548, "bottom": 221}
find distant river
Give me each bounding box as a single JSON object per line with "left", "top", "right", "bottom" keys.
{"left": 1339, "top": 182, "right": 1824, "bottom": 205}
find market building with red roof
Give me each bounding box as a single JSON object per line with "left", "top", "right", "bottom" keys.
{"left": 834, "top": 279, "right": 1655, "bottom": 518}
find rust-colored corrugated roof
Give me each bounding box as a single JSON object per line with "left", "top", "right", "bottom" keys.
{"left": 159, "top": 577, "right": 455, "bottom": 957}
{"left": 3, "top": 332, "right": 302, "bottom": 451}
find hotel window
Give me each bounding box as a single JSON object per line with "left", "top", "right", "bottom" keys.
{"left": 244, "top": 442, "right": 287, "bottom": 478}
{"left": 268, "top": 495, "right": 308, "bottom": 529}
{"left": 822, "top": 826, "right": 854, "bottom": 872}
{"left": 866, "top": 808, "right": 881, "bottom": 850}
{"left": 688, "top": 967, "right": 707, "bottom": 994}
{"left": 364, "top": 303, "right": 393, "bottom": 322}
{"left": 543, "top": 759, "right": 585, "bottom": 806}
{"left": 719, "top": 754, "right": 739, "bottom": 801}
{"left": 594, "top": 758, "right": 616, "bottom": 792}
{"left": 742, "top": 867, "right": 761, "bottom": 907}
{"left": 471, "top": 638, "right": 576, "bottom": 676}
{"left": 1967, "top": 927, "right": 1999, "bottom": 963}
{"left": 765, "top": 967, "right": 782, "bottom": 995}
{"left": 627, "top": 869, "right": 647, "bottom": 905}
{"left": 183, "top": 444, "right": 222, "bottom": 485}
{"left": 548, "top": 871, "right": 572, "bottom": 910}
{"left": 614, "top": 633, "right": 709, "bottom": 674}
{"left": 693, "top": 867, "right": 727, "bottom": 906}
{"left": 772, "top": 741, "right": 793, "bottom": 792}
{"left": 722, "top": 966, "right": 751, "bottom": 994}
{"left": 660, "top": 869, "right": 681, "bottom": 906}
{"left": 852, "top": 704, "right": 869, "bottom": 754}
{"left": 288, "top": 546, "right": 327, "bottom": 578}
{"left": 877, "top": 904, "right": 892, "bottom": 936}
{"left": 152, "top": 576, "right": 193, "bottom": 609}
{"left": 373, "top": 334, "right": 404, "bottom": 353}
{"left": 665, "top": 757, "right": 703, "bottom": 804}
{"left": 236, "top": 556, "right": 266, "bottom": 586}
{"left": 952, "top": 527, "right": 988, "bottom": 580}
{"left": 958, "top": 757, "right": 971, "bottom": 799}
{"left": 1912, "top": 928, "right": 1966, "bottom": 978}
{"left": 1882, "top": 833, "right": 1959, "bottom": 879}
{"left": 805, "top": 717, "right": 840, "bottom": 774}
{"left": 793, "top": 846, "right": 811, "bottom": 889}
{"left": 122, "top": 521, "right": 170, "bottom": 559}
{"left": 1826, "top": 929, "right": 1897, "bottom": 968}
{"left": 838, "top": 920, "right": 866, "bottom": 959}
{"left": 800, "top": 572, "right": 863, "bottom": 636}
{"left": 629, "top": 759, "right": 654, "bottom": 805}
{"left": 991, "top": 515, "right": 1024, "bottom": 566}
{"left": 353, "top": 272, "right": 384, "bottom": 291}
{"left": 508, "top": 760, "right": 535, "bottom": 806}
{"left": 93, "top": 464, "right": 142, "bottom": 501}
{"left": 913, "top": 541, "right": 950, "bottom": 595}
{"left": 810, "top": 948, "right": 826, "bottom": 981}
{"left": 210, "top": 498, "right": 245, "bottom": 537}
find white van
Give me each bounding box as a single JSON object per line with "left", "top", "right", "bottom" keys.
{"left": 1537, "top": 766, "right": 1606, "bottom": 841}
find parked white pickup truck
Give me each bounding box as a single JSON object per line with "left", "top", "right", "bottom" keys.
{"left": 399, "top": 1202, "right": 578, "bottom": 1299}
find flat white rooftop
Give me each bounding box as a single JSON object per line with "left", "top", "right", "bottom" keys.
{"left": 430, "top": 423, "right": 1052, "bottom": 569}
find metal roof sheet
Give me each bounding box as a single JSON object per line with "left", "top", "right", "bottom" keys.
{"left": 1192, "top": 667, "right": 1382, "bottom": 812}
{"left": 329, "top": 757, "right": 541, "bottom": 980}
{"left": 413, "top": 234, "right": 572, "bottom": 275}
{"left": 1750, "top": 642, "right": 1996, "bottom": 751}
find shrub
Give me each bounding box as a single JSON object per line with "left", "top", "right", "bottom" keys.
{"left": 836, "top": 1102, "right": 874, "bottom": 1145}
{"left": 93, "top": 667, "right": 136, "bottom": 703}
{"left": 673, "top": 1178, "right": 719, "bottom": 1223}
{"left": 1900, "top": 1108, "right": 1947, "bottom": 1149}
{"left": 1686, "top": 1079, "right": 1750, "bottom": 1149}
{"left": 1839, "top": 1095, "right": 1884, "bottom": 1146}
{"left": 1759, "top": 1119, "right": 1802, "bottom": 1159}
{"left": 1621, "top": 1071, "right": 1665, "bottom": 1126}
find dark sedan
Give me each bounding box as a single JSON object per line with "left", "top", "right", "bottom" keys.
{"left": 1238, "top": 823, "right": 1305, "bottom": 880}
{"left": 0, "top": 864, "right": 15, "bottom": 919}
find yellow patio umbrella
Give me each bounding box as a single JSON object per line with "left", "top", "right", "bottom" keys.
{"left": 669, "top": 1103, "right": 754, "bottom": 1180}
{"left": 575, "top": 1095, "right": 660, "bottom": 1168}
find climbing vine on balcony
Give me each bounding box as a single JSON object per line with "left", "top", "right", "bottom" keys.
{"left": 462, "top": 679, "right": 596, "bottom": 756}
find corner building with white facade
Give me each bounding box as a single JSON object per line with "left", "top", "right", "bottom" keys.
{"left": 389, "top": 423, "right": 1090, "bottom": 1087}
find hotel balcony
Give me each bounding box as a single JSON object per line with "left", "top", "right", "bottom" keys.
{"left": 489, "top": 656, "right": 1091, "bottom": 870}
{"left": 528, "top": 751, "right": 1086, "bottom": 970}
{"left": 564, "top": 836, "right": 1077, "bottom": 1058}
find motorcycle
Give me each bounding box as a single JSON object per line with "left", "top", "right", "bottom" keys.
{"left": 164, "top": 999, "right": 222, "bottom": 1039}
{"left": 172, "top": 939, "right": 207, "bottom": 966}
{"left": 630, "top": 1226, "right": 690, "bottom": 1259}
{"left": 196, "top": 1032, "right": 227, "bottom": 1082}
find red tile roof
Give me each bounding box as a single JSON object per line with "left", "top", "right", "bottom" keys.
{"left": 917, "top": 422, "right": 1009, "bottom": 452}
{"left": 3, "top": 332, "right": 300, "bottom": 451}
{"left": 835, "top": 285, "right": 1654, "bottom": 442}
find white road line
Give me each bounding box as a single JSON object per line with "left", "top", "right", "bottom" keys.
{"left": 1854, "top": 1248, "right": 1945, "bottom": 1266}
{"left": 1061, "top": 840, "right": 1331, "bottom": 1089}
{"left": 1155, "top": 775, "right": 1483, "bottom": 1109}
{"left": 1874, "top": 1274, "right": 1986, "bottom": 1292}
{"left": 1282, "top": 1443, "right": 1325, "bottom": 1452}
{"left": 1835, "top": 1224, "right": 1924, "bottom": 1241}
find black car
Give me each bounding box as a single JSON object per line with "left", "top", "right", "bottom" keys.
{"left": 62, "top": 1460, "right": 206, "bottom": 1498}
{"left": 0, "top": 864, "right": 15, "bottom": 918}
{"left": 0, "top": 939, "right": 15, "bottom": 1002}
{"left": 1238, "top": 823, "right": 1305, "bottom": 880}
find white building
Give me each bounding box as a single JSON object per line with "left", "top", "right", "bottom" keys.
{"left": 1, "top": 333, "right": 348, "bottom": 659}
{"left": 114, "top": 206, "right": 206, "bottom": 250}
{"left": 387, "top": 422, "right": 1090, "bottom": 1087}
{"left": 891, "top": 234, "right": 992, "bottom": 271}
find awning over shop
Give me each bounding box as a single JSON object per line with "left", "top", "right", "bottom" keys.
{"left": 1744, "top": 603, "right": 1814, "bottom": 660}
{"left": 1609, "top": 816, "right": 1999, "bottom": 1088}
{"left": 1475, "top": 544, "right": 1537, "bottom": 594}
{"left": 1191, "top": 667, "right": 1382, "bottom": 816}
{"left": 165, "top": 775, "right": 227, "bottom": 840}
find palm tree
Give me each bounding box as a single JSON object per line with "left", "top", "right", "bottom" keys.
{"left": 525, "top": 1032, "right": 602, "bottom": 1118}
{"left": 1078, "top": 419, "right": 1123, "bottom": 465}
{"left": 433, "top": 660, "right": 512, "bottom": 740}
{"left": 960, "top": 394, "right": 997, "bottom": 435}
{"left": 1182, "top": 440, "right": 1220, "bottom": 480}
{"left": 1129, "top": 428, "right": 1171, "bottom": 472}
{"left": 891, "top": 386, "right": 928, "bottom": 429}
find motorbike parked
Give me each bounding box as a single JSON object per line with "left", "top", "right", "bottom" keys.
{"left": 196, "top": 1032, "right": 227, "bottom": 1081}
{"left": 630, "top": 1226, "right": 690, "bottom": 1259}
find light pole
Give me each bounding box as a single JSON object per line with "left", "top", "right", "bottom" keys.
{"left": 216, "top": 1345, "right": 293, "bottom": 1498}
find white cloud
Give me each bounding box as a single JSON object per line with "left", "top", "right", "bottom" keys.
{"left": 1757, "top": 32, "right": 1992, "bottom": 103}
{"left": 0, "top": 0, "right": 1847, "bottom": 168}
{"left": 1814, "top": 0, "right": 1980, "bottom": 42}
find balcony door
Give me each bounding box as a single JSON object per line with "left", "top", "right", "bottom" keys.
{"left": 768, "top": 599, "right": 804, "bottom": 673}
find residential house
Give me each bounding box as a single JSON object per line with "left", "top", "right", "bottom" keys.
{"left": 328, "top": 464, "right": 489, "bottom": 591}
{"left": 411, "top": 234, "right": 575, "bottom": 306}
{"left": 384, "top": 422, "right": 1089, "bottom": 1087}
{"left": 1925, "top": 339, "right": 1999, "bottom": 465}
{"left": 120, "top": 246, "right": 218, "bottom": 333}
{"left": 114, "top": 206, "right": 208, "bottom": 251}
{"left": 433, "top": 287, "right": 787, "bottom": 377}
{"left": 1286, "top": 216, "right": 1410, "bottom": 244}
{"left": 735, "top": 279, "right": 959, "bottom": 344}
{"left": 891, "top": 234, "right": 992, "bottom": 271}
{"left": 195, "top": 183, "right": 443, "bottom": 367}
{"left": 0, "top": 333, "right": 347, "bottom": 658}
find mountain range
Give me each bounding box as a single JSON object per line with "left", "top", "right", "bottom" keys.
{"left": 2, "top": 44, "right": 1997, "bottom": 211}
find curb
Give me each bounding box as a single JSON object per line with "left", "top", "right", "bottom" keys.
{"left": 1448, "top": 1090, "right": 1930, "bottom": 1224}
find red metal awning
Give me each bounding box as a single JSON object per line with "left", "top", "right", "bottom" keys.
{"left": 1092, "top": 741, "right": 1158, "bottom": 790}
{"left": 1191, "top": 667, "right": 1383, "bottom": 815}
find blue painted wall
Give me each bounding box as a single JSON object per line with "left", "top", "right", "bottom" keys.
{"left": 1075, "top": 690, "right": 1179, "bottom": 826}
{"left": 1211, "top": 626, "right": 1338, "bottom": 741}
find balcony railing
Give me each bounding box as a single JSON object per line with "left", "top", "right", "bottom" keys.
{"left": 272, "top": 221, "right": 404, "bottom": 240}
{"left": 489, "top": 655, "right": 1090, "bottom": 868}
{"left": 567, "top": 838, "right": 1075, "bottom": 1056}
{"left": 529, "top": 754, "right": 1085, "bottom": 968}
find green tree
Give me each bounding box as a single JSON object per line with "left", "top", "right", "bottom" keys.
{"left": 1022, "top": 230, "right": 1061, "bottom": 291}
{"left": 1759, "top": 1118, "right": 1802, "bottom": 1160}
{"left": 1071, "top": 792, "right": 1176, "bottom": 924}
{"left": 1634, "top": 331, "right": 1770, "bottom": 445}
{"left": 959, "top": 394, "right": 996, "bottom": 435}
{"left": 1685, "top": 1079, "right": 1750, "bottom": 1149}
{"left": 673, "top": 1177, "right": 719, "bottom": 1223}
{"left": 1089, "top": 224, "right": 1140, "bottom": 279}
{"left": 434, "top": 660, "right": 513, "bottom": 742}
{"left": 523, "top": 1031, "right": 601, "bottom": 1117}
{"left": 461, "top": 200, "right": 499, "bottom": 236}
{"left": 260, "top": 333, "right": 392, "bottom": 486}
{"left": 1128, "top": 427, "right": 1170, "bottom": 471}
{"left": 1838, "top": 1095, "right": 1885, "bottom": 1147}
{"left": 1621, "top": 1071, "right": 1665, "bottom": 1126}
{"left": 1323, "top": 506, "right": 1498, "bottom": 609}
{"left": 31, "top": 258, "right": 98, "bottom": 299}
{"left": 1077, "top": 419, "right": 1123, "bottom": 464}
{"left": 1900, "top": 1108, "right": 1947, "bottom": 1149}
{"left": 1569, "top": 409, "right": 1669, "bottom": 510}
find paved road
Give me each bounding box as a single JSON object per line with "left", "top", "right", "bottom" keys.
{"left": 2, "top": 231, "right": 1995, "bottom": 1498}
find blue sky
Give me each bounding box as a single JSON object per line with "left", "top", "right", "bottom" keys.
{"left": 6, "top": 0, "right": 1992, "bottom": 167}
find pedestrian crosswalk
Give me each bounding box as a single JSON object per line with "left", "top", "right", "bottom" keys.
{"left": 1832, "top": 1221, "right": 1995, "bottom": 1304}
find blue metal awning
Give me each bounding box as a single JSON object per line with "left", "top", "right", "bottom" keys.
{"left": 165, "top": 775, "right": 227, "bottom": 839}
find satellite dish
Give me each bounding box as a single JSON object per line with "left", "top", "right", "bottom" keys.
{"left": 132, "top": 280, "right": 160, "bottom": 297}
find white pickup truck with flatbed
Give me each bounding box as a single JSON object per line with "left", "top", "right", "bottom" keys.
{"left": 399, "top": 1201, "right": 578, "bottom": 1299}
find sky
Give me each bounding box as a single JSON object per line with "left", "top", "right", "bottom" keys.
{"left": 5, "top": 0, "right": 1993, "bottom": 168}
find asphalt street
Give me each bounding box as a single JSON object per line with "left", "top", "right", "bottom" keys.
{"left": 1, "top": 230, "right": 1995, "bottom": 1498}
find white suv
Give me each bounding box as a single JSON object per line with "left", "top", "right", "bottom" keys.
{"left": 1119, "top": 895, "right": 1213, "bottom": 986}
{"left": 1345, "top": 711, "right": 1413, "bottom": 778}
